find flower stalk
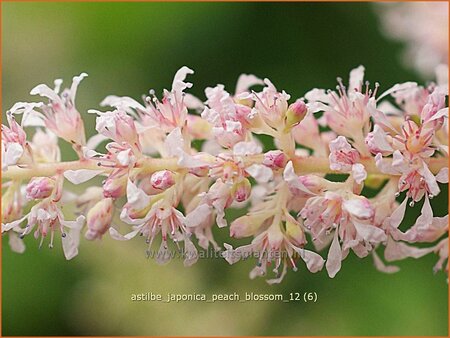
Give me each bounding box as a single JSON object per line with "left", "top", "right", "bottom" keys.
{"left": 2, "top": 65, "right": 448, "bottom": 282}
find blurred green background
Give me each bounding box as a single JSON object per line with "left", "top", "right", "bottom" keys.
{"left": 2, "top": 2, "right": 448, "bottom": 336}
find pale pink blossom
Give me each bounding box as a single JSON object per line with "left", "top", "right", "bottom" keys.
{"left": 223, "top": 219, "right": 324, "bottom": 284}
{"left": 30, "top": 73, "right": 87, "bottom": 146}
{"left": 329, "top": 136, "right": 367, "bottom": 184}
{"left": 1, "top": 112, "right": 32, "bottom": 170}
{"left": 3, "top": 200, "right": 84, "bottom": 260}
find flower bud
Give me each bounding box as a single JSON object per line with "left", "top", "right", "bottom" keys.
{"left": 85, "top": 198, "right": 114, "bottom": 240}
{"left": 103, "top": 170, "right": 127, "bottom": 198}
{"left": 263, "top": 150, "right": 287, "bottom": 169}
{"left": 150, "top": 170, "right": 175, "bottom": 190}
{"left": 232, "top": 178, "right": 251, "bottom": 202}
{"left": 26, "top": 177, "right": 55, "bottom": 200}
{"left": 284, "top": 99, "right": 307, "bottom": 132}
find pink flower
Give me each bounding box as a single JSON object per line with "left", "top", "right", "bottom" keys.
{"left": 202, "top": 75, "right": 262, "bottom": 148}
{"left": 3, "top": 200, "right": 84, "bottom": 260}
{"left": 300, "top": 187, "right": 386, "bottom": 278}
{"left": 101, "top": 66, "right": 196, "bottom": 132}
{"left": 329, "top": 136, "right": 367, "bottom": 184}
{"left": 305, "top": 66, "right": 374, "bottom": 144}
{"left": 93, "top": 109, "right": 141, "bottom": 153}
{"left": 1, "top": 112, "right": 32, "bottom": 170}
{"left": 26, "top": 177, "right": 56, "bottom": 200}
{"left": 112, "top": 199, "right": 197, "bottom": 266}
{"left": 30, "top": 73, "right": 87, "bottom": 146}
{"left": 223, "top": 218, "right": 324, "bottom": 284}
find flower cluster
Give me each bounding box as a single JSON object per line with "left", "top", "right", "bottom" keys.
{"left": 2, "top": 65, "right": 448, "bottom": 283}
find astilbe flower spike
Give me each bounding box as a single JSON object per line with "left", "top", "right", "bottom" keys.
{"left": 1, "top": 65, "right": 448, "bottom": 283}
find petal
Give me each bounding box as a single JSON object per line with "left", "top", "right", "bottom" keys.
{"left": 126, "top": 179, "right": 151, "bottom": 211}
{"left": 352, "top": 163, "right": 367, "bottom": 184}
{"left": 100, "top": 95, "right": 145, "bottom": 112}
{"left": 69, "top": 72, "right": 88, "bottom": 101}
{"left": 155, "top": 241, "right": 171, "bottom": 265}
{"left": 372, "top": 251, "right": 399, "bottom": 273}
{"left": 283, "top": 161, "right": 315, "bottom": 195}
{"left": 388, "top": 197, "right": 408, "bottom": 229}
{"left": 304, "top": 88, "right": 330, "bottom": 104}
{"left": 245, "top": 164, "right": 273, "bottom": 183}
{"left": 377, "top": 82, "right": 418, "bottom": 102}
{"left": 235, "top": 74, "right": 263, "bottom": 94}
{"left": 348, "top": 65, "right": 365, "bottom": 92}
{"left": 384, "top": 236, "right": 435, "bottom": 262}
{"left": 421, "top": 162, "right": 440, "bottom": 197}
{"left": 427, "top": 107, "right": 447, "bottom": 122}
{"left": 436, "top": 167, "right": 448, "bottom": 183}
{"left": 232, "top": 141, "right": 262, "bottom": 156}
{"left": 64, "top": 169, "right": 103, "bottom": 184}
{"left": 353, "top": 222, "right": 387, "bottom": 243}
{"left": 3, "top": 143, "right": 24, "bottom": 169}
{"left": 164, "top": 127, "right": 184, "bottom": 157}
{"left": 298, "top": 249, "right": 325, "bottom": 273}
{"left": 171, "top": 66, "right": 194, "bottom": 95}
{"left": 375, "top": 153, "right": 398, "bottom": 175}
{"left": 184, "top": 204, "right": 212, "bottom": 228}
{"left": 61, "top": 217, "right": 84, "bottom": 261}
{"left": 30, "top": 83, "right": 60, "bottom": 101}
{"left": 184, "top": 93, "right": 204, "bottom": 111}
{"left": 326, "top": 231, "right": 342, "bottom": 278}
{"left": 342, "top": 197, "right": 373, "bottom": 219}
{"left": 183, "top": 237, "right": 199, "bottom": 267}
{"left": 86, "top": 133, "right": 108, "bottom": 151}
{"left": 109, "top": 226, "right": 141, "bottom": 241}
{"left": 9, "top": 232, "right": 26, "bottom": 254}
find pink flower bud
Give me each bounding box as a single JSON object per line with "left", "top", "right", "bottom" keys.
{"left": 85, "top": 198, "right": 114, "bottom": 240}
{"left": 26, "top": 177, "right": 55, "bottom": 200}
{"left": 285, "top": 100, "right": 307, "bottom": 131}
{"left": 232, "top": 178, "right": 251, "bottom": 202}
{"left": 263, "top": 150, "right": 287, "bottom": 169}
{"left": 103, "top": 170, "right": 127, "bottom": 198}
{"left": 150, "top": 170, "right": 175, "bottom": 190}
{"left": 289, "top": 100, "right": 308, "bottom": 117}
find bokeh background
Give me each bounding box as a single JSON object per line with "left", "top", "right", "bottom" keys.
{"left": 2, "top": 2, "right": 448, "bottom": 336}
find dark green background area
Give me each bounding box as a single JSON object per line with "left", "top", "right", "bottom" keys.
{"left": 2, "top": 2, "right": 448, "bottom": 336}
